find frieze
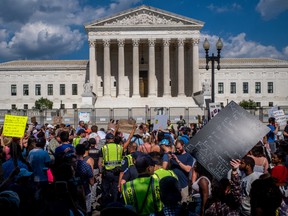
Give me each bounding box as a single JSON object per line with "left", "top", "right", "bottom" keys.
{"left": 89, "top": 31, "right": 198, "bottom": 37}
{"left": 104, "top": 12, "right": 184, "bottom": 26}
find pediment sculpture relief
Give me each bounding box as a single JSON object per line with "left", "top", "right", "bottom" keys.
{"left": 104, "top": 12, "right": 184, "bottom": 26}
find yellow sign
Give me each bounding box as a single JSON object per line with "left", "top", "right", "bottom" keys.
{"left": 3, "top": 114, "right": 28, "bottom": 138}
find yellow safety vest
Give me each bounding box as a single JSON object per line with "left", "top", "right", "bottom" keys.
{"left": 153, "top": 168, "right": 178, "bottom": 181}
{"left": 72, "top": 136, "right": 81, "bottom": 147}
{"left": 124, "top": 154, "right": 134, "bottom": 167}
{"left": 102, "top": 143, "right": 123, "bottom": 170}
{"left": 122, "top": 175, "right": 162, "bottom": 216}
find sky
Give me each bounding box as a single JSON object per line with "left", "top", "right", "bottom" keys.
{"left": 0, "top": 0, "right": 288, "bottom": 63}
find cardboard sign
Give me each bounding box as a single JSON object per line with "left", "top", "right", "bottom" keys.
{"left": 3, "top": 114, "right": 28, "bottom": 138}
{"left": 185, "top": 101, "right": 270, "bottom": 181}
{"left": 118, "top": 119, "right": 136, "bottom": 134}
{"left": 53, "top": 116, "right": 62, "bottom": 125}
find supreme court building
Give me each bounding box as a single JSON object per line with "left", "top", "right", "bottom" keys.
{"left": 0, "top": 5, "right": 288, "bottom": 110}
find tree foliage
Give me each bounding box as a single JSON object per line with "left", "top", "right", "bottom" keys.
{"left": 34, "top": 97, "right": 53, "bottom": 110}
{"left": 239, "top": 99, "right": 257, "bottom": 109}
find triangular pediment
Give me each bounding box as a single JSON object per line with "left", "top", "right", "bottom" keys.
{"left": 85, "top": 5, "right": 204, "bottom": 28}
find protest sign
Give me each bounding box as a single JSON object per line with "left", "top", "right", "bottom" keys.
{"left": 209, "top": 102, "right": 222, "bottom": 119}
{"left": 273, "top": 110, "right": 287, "bottom": 127}
{"left": 118, "top": 119, "right": 136, "bottom": 134}
{"left": 186, "top": 101, "right": 270, "bottom": 181}
{"left": 153, "top": 115, "right": 168, "bottom": 131}
{"left": 3, "top": 114, "right": 28, "bottom": 138}
{"left": 78, "top": 112, "right": 90, "bottom": 123}
{"left": 53, "top": 116, "right": 62, "bottom": 125}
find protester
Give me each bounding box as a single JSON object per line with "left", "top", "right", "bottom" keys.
{"left": 170, "top": 139, "right": 195, "bottom": 203}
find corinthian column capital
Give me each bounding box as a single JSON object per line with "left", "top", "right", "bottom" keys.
{"left": 148, "top": 38, "right": 156, "bottom": 47}
{"left": 192, "top": 38, "right": 200, "bottom": 45}
{"left": 118, "top": 39, "right": 125, "bottom": 47}
{"left": 132, "top": 39, "right": 140, "bottom": 47}
{"left": 103, "top": 39, "right": 110, "bottom": 47}
{"left": 163, "top": 38, "right": 171, "bottom": 47}
{"left": 177, "top": 38, "right": 185, "bottom": 47}
{"left": 89, "top": 40, "right": 96, "bottom": 47}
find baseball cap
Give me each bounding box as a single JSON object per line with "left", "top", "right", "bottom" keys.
{"left": 88, "top": 138, "right": 97, "bottom": 145}
{"left": 47, "top": 124, "right": 54, "bottom": 129}
{"left": 179, "top": 135, "right": 189, "bottom": 145}
{"left": 131, "top": 136, "right": 144, "bottom": 145}
{"left": 105, "top": 133, "right": 115, "bottom": 140}
{"left": 0, "top": 190, "right": 20, "bottom": 208}
{"left": 135, "top": 154, "right": 156, "bottom": 172}
{"left": 77, "top": 129, "right": 86, "bottom": 135}
{"left": 159, "top": 139, "right": 170, "bottom": 146}
{"left": 15, "top": 168, "right": 33, "bottom": 180}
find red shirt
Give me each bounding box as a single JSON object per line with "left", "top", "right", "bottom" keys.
{"left": 271, "top": 165, "right": 288, "bottom": 183}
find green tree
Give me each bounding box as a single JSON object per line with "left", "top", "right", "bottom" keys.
{"left": 239, "top": 99, "right": 257, "bottom": 109}
{"left": 34, "top": 97, "right": 53, "bottom": 110}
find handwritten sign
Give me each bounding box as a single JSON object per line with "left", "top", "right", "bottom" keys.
{"left": 273, "top": 110, "right": 287, "bottom": 127}
{"left": 118, "top": 119, "right": 136, "bottom": 134}
{"left": 3, "top": 114, "right": 28, "bottom": 138}
{"left": 186, "top": 101, "right": 270, "bottom": 181}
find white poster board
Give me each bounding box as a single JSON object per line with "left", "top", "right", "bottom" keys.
{"left": 78, "top": 112, "right": 90, "bottom": 123}
{"left": 153, "top": 115, "right": 168, "bottom": 131}
{"left": 268, "top": 106, "right": 278, "bottom": 117}
{"left": 273, "top": 110, "right": 287, "bottom": 127}
{"left": 209, "top": 102, "right": 222, "bottom": 119}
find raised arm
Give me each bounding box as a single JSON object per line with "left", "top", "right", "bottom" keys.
{"left": 122, "top": 124, "right": 137, "bottom": 150}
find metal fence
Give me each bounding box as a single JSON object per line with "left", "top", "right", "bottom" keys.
{"left": 0, "top": 106, "right": 287, "bottom": 129}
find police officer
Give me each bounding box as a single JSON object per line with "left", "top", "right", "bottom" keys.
{"left": 122, "top": 154, "right": 163, "bottom": 215}
{"left": 118, "top": 142, "right": 139, "bottom": 191}
{"left": 98, "top": 133, "right": 123, "bottom": 205}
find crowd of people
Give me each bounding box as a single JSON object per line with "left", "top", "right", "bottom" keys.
{"left": 0, "top": 116, "right": 288, "bottom": 216}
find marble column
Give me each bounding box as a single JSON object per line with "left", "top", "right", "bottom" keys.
{"left": 148, "top": 38, "right": 156, "bottom": 97}
{"left": 192, "top": 38, "right": 200, "bottom": 94}
{"left": 132, "top": 39, "right": 140, "bottom": 97}
{"left": 103, "top": 39, "right": 111, "bottom": 96}
{"left": 89, "top": 40, "right": 97, "bottom": 93}
{"left": 118, "top": 39, "right": 125, "bottom": 97}
{"left": 163, "top": 38, "right": 171, "bottom": 96}
{"left": 178, "top": 38, "right": 185, "bottom": 96}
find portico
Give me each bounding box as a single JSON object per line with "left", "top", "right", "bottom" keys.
{"left": 85, "top": 5, "right": 204, "bottom": 100}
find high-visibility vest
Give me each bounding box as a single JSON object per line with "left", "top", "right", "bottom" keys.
{"left": 102, "top": 143, "right": 123, "bottom": 170}
{"left": 153, "top": 168, "right": 178, "bottom": 181}
{"left": 72, "top": 136, "right": 81, "bottom": 147}
{"left": 124, "top": 154, "right": 134, "bottom": 167}
{"left": 122, "top": 175, "right": 162, "bottom": 216}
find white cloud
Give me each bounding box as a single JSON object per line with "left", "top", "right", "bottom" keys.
{"left": 256, "top": 0, "right": 288, "bottom": 20}
{"left": 207, "top": 3, "right": 242, "bottom": 13}
{"left": 200, "top": 33, "right": 287, "bottom": 60}
{"left": 0, "top": 0, "right": 142, "bottom": 61}
{"left": 0, "top": 22, "right": 84, "bottom": 60}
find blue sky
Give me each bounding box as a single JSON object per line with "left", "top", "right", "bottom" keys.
{"left": 0, "top": 0, "right": 288, "bottom": 62}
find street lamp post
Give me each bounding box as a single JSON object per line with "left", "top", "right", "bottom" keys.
{"left": 203, "top": 38, "right": 223, "bottom": 103}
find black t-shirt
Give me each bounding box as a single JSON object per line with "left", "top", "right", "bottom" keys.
{"left": 284, "top": 125, "right": 288, "bottom": 140}
{"left": 88, "top": 146, "right": 100, "bottom": 169}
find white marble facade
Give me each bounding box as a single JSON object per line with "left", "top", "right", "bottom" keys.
{"left": 85, "top": 5, "right": 203, "bottom": 98}
{"left": 0, "top": 5, "right": 287, "bottom": 109}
